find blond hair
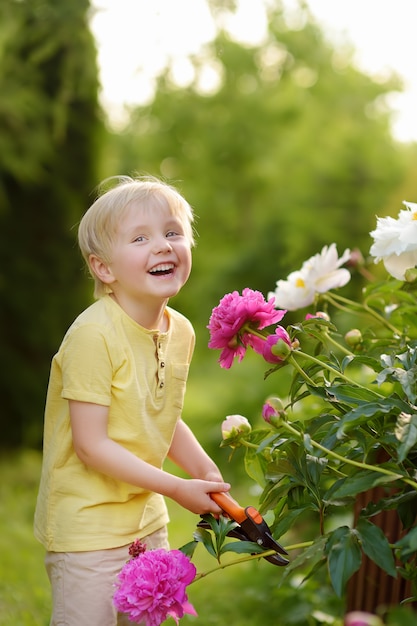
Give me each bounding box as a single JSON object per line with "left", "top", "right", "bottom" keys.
{"left": 78, "top": 176, "right": 195, "bottom": 298}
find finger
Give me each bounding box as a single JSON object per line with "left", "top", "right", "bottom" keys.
{"left": 209, "top": 482, "right": 231, "bottom": 493}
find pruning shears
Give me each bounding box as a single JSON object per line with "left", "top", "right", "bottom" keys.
{"left": 198, "top": 492, "right": 289, "bottom": 567}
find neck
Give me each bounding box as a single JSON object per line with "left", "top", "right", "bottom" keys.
{"left": 109, "top": 293, "right": 168, "bottom": 330}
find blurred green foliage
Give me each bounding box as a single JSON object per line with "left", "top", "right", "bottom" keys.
{"left": 98, "top": 0, "right": 417, "bottom": 474}
{"left": 0, "top": 450, "right": 345, "bottom": 626}
{"left": 102, "top": 1, "right": 410, "bottom": 341}
{"left": 0, "top": 0, "right": 103, "bottom": 447}
{"left": 1, "top": 3, "right": 417, "bottom": 623}
{"left": 0, "top": 0, "right": 416, "bottom": 458}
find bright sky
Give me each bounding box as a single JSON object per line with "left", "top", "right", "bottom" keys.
{"left": 90, "top": 0, "right": 417, "bottom": 142}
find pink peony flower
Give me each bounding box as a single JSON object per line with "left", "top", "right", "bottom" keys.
{"left": 113, "top": 547, "right": 197, "bottom": 626}
{"left": 208, "top": 288, "right": 286, "bottom": 368}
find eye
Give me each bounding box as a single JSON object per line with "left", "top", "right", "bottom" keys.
{"left": 166, "top": 230, "right": 180, "bottom": 238}
{"left": 133, "top": 234, "right": 146, "bottom": 243}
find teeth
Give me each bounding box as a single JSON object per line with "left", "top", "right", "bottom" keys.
{"left": 149, "top": 263, "right": 174, "bottom": 274}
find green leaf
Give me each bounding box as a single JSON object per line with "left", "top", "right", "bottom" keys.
{"left": 336, "top": 401, "right": 394, "bottom": 436}
{"left": 195, "top": 514, "right": 248, "bottom": 561}
{"left": 325, "top": 470, "right": 398, "bottom": 501}
{"left": 215, "top": 515, "right": 238, "bottom": 554}
{"left": 394, "top": 526, "right": 417, "bottom": 561}
{"left": 378, "top": 367, "right": 417, "bottom": 403}
{"left": 396, "top": 368, "right": 417, "bottom": 403}
{"left": 385, "top": 605, "right": 417, "bottom": 625}
{"left": 395, "top": 412, "right": 417, "bottom": 462}
{"left": 344, "top": 354, "right": 382, "bottom": 372}
{"left": 361, "top": 490, "right": 417, "bottom": 520}
{"left": 220, "top": 540, "right": 266, "bottom": 556}
{"left": 192, "top": 527, "right": 217, "bottom": 558}
{"left": 265, "top": 457, "right": 295, "bottom": 481}
{"left": 356, "top": 518, "right": 397, "bottom": 577}
{"left": 244, "top": 446, "right": 267, "bottom": 486}
{"left": 259, "top": 480, "right": 292, "bottom": 512}
{"left": 273, "top": 506, "right": 314, "bottom": 538}
{"left": 306, "top": 453, "right": 328, "bottom": 485}
{"left": 397, "top": 492, "right": 417, "bottom": 529}
{"left": 279, "top": 535, "right": 327, "bottom": 585}
{"left": 326, "top": 384, "right": 381, "bottom": 404}
{"left": 325, "top": 526, "right": 362, "bottom": 596}
{"left": 303, "top": 432, "right": 314, "bottom": 453}
{"left": 179, "top": 540, "right": 199, "bottom": 558}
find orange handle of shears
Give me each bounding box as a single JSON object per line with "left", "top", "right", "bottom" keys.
{"left": 210, "top": 492, "right": 247, "bottom": 524}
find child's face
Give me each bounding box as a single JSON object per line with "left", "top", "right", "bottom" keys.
{"left": 103, "top": 201, "right": 192, "bottom": 305}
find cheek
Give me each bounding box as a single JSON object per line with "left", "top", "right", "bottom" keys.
{"left": 184, "top": 250, "right": 193, "bottom": 274}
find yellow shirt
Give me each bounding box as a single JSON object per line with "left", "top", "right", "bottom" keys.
{"left": 34, "top": 295, "right": 195, "bottom": 551}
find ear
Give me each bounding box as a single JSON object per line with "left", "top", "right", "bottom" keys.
{"left": 89, "top": 254, "right": 115, "bottom": 286}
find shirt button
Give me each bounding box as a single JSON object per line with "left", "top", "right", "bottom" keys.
{"left": 159, "top": 381, "right": 164, "bottom": 388}
{"left": 160, "top": 361, "right": 165, "bottom": 368}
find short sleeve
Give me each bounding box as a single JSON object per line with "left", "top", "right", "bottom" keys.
{"left": 60, "top": 324, "right": 114, "bottom": 406}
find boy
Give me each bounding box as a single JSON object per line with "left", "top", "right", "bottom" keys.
{"left": 34, "top": 176, "right": 229, "bottom": 625}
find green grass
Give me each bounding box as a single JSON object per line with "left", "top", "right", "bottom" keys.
{"left": 0, "top": 449, "right": 346, "bottom": 626}
{"left": 0, "top": 450, "right": 51, "bottom": 625}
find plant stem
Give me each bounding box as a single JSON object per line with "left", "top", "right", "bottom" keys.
{"left": 240, "top": 440, "right": 260, "bottom": 450}
{"left": 289, "top": 353, "right": 316, "bottom": 386}
{"left": 323, "top": 292, "right": 402, "bottom": 336}
{"left": 192, "top": 541, "right": 317, "bottom": 584}
{"left": 284, "top": 541, "right": 314, "bottom": 551}
{"left": 322, "top": 330, "right": 353, "bottom": 356}
{"left": 192, "top": 551, "right": 278, "bottom": 582}
{"left": 279, "top": 420, "right": 417, "bottom": 491}
{"left": 289, "top": 351, "right": 384, "bottom": 398}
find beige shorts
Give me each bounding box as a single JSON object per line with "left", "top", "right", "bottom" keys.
{"left": 45, "top": 527, "right": 169, "bottom": 626}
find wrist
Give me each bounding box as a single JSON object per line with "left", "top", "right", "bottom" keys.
{"left": 161, "top": 474, "right": 185, "bottom": 501}
{"left": 202, "top": 468, "right": 224, "bottom": 482}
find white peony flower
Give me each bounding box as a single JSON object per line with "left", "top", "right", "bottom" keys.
{"left": 268, "top": 244, "right": 351, "bottom": 310}
{"left": 268, "top": 270, "right": 316, "bottom": 310}
{"left": 303, "top": 244, "right": 351, "bottom": 293}
{"left": 370, "top": 201, "right": 417, "bottom": 280}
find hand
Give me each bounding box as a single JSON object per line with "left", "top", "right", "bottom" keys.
{"left": 202, "top": 469, "right": 226, "bottom": 483}
{"left": 172, "top": 478, "right": 231, "bottom": 515}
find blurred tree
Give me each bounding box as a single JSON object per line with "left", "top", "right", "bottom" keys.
{"left": 103, "top": 0, "right": 407, "bottom": 344}
{"left": 0, "top": 0, "right": 102, "bottom": 447}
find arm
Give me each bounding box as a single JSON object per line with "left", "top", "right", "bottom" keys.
{"left": 69, "top": 400, "right": 229, "bottom": 515}
{"left": 167, "top": 418, "right": 230, "bottom": 512}
{"left": 168, "top": 418, "right": 224, "bottom": 482}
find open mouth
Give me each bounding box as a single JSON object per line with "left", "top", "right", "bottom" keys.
{"left": 149, "top": 263, "right": 175, "bottom": 276}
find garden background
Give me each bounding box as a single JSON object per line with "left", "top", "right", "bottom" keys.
{"left": 1, "top": 0, "right": 417, "bottom": 624}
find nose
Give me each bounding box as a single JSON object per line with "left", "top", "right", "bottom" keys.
{"left": 155, "top": 237, "right": 172, "bottom": 253}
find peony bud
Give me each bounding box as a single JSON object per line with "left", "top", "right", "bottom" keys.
{"left": 262, "top": 326, "right": 292, "bottom": 363}
{"left": 262, "top": 397, "right": 286, "bottom": 426}
{"left": 129, "top": 539, "right": 147, "bottom": 559}
{"left": 344, "top": 329, "right": 363, "bottom": 347}
{"left": 305, "top": 311, "right": 330, "bottom": 322}
{"left": 221, "top": 414, "right": 251, "bottom": 440}
{"left": 344, "top": 611, "right": 384, "bottom": 626}
{"left": 270, "top": 337, "right": 292, "bottom": 359}
{"left": 346, "top": 248, "right": 365, "bottom": 270}
{"left": 404, "top": 267, "right": 417, "bottom": 283}
{"left": 249, "top": 326, "right": 292, "bottom": 364}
